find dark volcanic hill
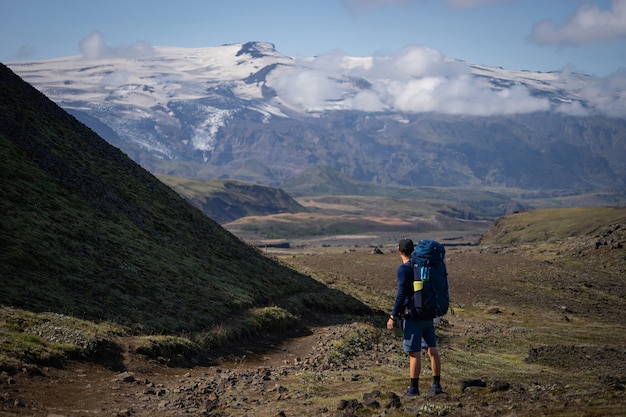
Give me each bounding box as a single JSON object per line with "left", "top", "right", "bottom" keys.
{"left": 0, "top": 63, "right": 369, "bottom": 334}
{"left": 156, "top": 175, "right": 308, "bottom": 224}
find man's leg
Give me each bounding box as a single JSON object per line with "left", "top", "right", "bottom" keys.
{"left": 405, "top": 351, "right": 421, "bottom": 396}
{"left": 427, "top": 347, "right": 440, "bottom": 376}
{"left": 403, "top": 320, "right": 424, "bottom": 397}
{"left": 409, "top": 351, "right": 421, "bottom": 378}
{"left": 427, "top": 347, "right": 442, "bottom": 394}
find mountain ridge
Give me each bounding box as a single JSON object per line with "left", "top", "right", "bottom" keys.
{"left": 6, "top": 41, "right": 626, "bottom": 195}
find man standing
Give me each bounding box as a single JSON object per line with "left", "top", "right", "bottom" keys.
{"left": 386, "top": 238, "right": 443, "bottom": 397}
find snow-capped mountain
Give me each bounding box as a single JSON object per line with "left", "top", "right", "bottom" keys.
{"left": 7, "top": 41, "right": 626, "bottom": 192}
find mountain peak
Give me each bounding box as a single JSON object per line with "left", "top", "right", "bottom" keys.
{"left": 236, "top": 41, "right": 278, "bottom": 58}
{"left": 6, "top": 46, "right": 626, "bottom": 195}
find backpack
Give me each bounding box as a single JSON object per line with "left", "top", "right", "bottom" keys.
{"left": 409, "top": 240, "right": 449, "bottom": 320}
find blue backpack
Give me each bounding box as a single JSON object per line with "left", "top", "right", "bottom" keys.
{"left": 409, "top": 240, "right": 450, "bottom": 320}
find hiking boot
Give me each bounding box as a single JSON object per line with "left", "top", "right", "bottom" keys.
{"left": 428, "top": 383, "right": 443, "bottom": 395}
{"left": 403, "top": 386, "right": 419, "bottom": 397}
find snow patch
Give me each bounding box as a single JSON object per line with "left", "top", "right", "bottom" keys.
{"left": 191, "top": 107, "right": 234, "bottom": 152}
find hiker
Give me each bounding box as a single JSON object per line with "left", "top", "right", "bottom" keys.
{"left": 387, "top": 238, "right": 443, "bottom": 397}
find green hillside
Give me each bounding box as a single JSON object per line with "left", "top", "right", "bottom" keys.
{"left": 0, "top": 63, "right": 370, "bottom": 366}
{"left": 481, "top": 206, "right": 626, "bottom": 244}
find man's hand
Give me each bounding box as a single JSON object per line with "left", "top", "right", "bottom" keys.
{"left": 386, "top": 317, "right": 394, "bottom": 330}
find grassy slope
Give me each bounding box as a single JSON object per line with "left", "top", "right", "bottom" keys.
{"left": 0, "top": 63, "right": 371, "bottom": 366}
{"left": 481, "top": 206, "right": 626, "bottom": 244}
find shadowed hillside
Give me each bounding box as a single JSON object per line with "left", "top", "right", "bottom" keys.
{"left": 156, "top": 175, "right": 308, "bottom": 224}
{"left": 0, "top": 62, "right": 371, "bottom": 350}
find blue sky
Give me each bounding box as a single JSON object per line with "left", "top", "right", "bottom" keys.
{"left": 1, "top": 0, "right": 625, "bottom": 76}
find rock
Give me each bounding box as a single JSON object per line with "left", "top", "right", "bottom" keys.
{"left": 385, "top": 391, "right": 402, "bottom": 409}
{"left": 461, "top": 378, "right": 487, "bottom": 391}
{"left": 490, "top": 381, "right": 511, "bottom": 392}
{"left": 337, "top": 398, "right": 362, "bottom": 411}
{"left": 362, "top": 390, "right": 382, "bottom": 408}
{"left": 113, "top": 371, "right": 136, "bottom": 383}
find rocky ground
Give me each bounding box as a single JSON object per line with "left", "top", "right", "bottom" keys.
{"left": 1, "top": 232, "right": 625, "bottom": 416}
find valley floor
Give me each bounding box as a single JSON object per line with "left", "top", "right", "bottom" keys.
{"left": 2, "top": 241, "right": 625, "bottom": 416}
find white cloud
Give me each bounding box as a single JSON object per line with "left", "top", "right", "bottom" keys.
{"left": 577, "top": 69, "right": 626, "bottom": 118}
{"left": 369, "top": 46, "right": 469, "bottom": 78}
{"left": 530, "top": 0, "right": 626, "bottom": 46}
{"left": 99, "top": 70, "right": 129, "bottom": 87}
{"left": 375, "top": 74, "right": 550, "bottom": 115}
{"left": 271, "top": 45, "right": 550, "bottom": 116}
{"left": 351, "top": 90, "right": 387, "bottom": 111}
{"left": 271, "top": 68, "right": 348, "bottom": 110}
{"left": 79, "top": 31, "right": 155, "bottom": 59}
{"left": 555, "top": 100, "right": 588, "bottom": 117}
